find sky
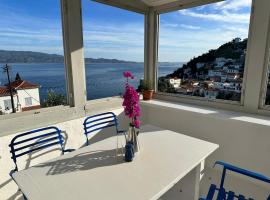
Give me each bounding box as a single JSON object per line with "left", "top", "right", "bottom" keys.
{"left": 0, "top": 0, "right": 251, "bottom": 62}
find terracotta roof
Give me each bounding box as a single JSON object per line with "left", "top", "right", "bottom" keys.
{"left": 0, "top": 80, "right": 39, "bottom": 96}
{"left": 0, "top": 87, "right": 11, "bottom": 97}
{"left": 9, "top": 80, "right": 39, "bottom": 90}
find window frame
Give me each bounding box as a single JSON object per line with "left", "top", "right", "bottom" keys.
{"left": 24, "top": 97, "right": 33, "bottom": 107}
{"left": 3, "top": 99, "right": 12, "bottom": 110}
{"left": 156, "top": 4, "right": 252, "bottom": 106}
{"left": 0, "top": 0, "right": 87, "bottom": 136}
{"left": 1, "top": 0, "right": 270, "bottom": 137}
{"left": 259, "top": 24, "right": 270, "bottom": 110}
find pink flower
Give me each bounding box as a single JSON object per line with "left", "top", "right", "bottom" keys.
{"left": 123, "top": 71, "right": 133, "bottom": 78}
{"left": 122, "top": 71, "right": 141, "bottom": 128}
{"left": 134, "top": 119, "right": 140, "bottom": 128}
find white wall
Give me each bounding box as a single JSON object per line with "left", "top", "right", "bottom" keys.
{"left": 0, "top": 88, "right": 40, "bottom": 115}
{"left": 141, "top": 100, "right": 270, "bottom": 178}
{"left": 0, "top": 107, "right": 128, "bottom": 200}
{"left": 0, "top": 95, "right": 20, "bottom": 114}
{"left": 17, "top": 88, "right": 40, "bottom": 109}
{"left": 2, "top": 99, "right": 270, "bottom": 199}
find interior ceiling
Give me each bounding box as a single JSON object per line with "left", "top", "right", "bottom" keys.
{"left": 140, "top": 0, "right": 180, "bottom": 7}
{"left": 93, "top": 0, "right": 223, "bottom": 14}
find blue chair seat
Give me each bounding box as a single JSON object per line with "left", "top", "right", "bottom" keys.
{"left": 200, "top": 161, "right": 270, "bottom": 200}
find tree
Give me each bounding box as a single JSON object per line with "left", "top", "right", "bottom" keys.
{"left": 15, "top": 72, "right": 22, "bottom": 81}
{"left": 42, "top": 90, "right": 67, "bottom": 107}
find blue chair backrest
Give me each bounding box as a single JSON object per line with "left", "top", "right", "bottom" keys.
{"left": 9, "top": 126, "right": 64, "bottom": 171}
{"left": 83, "top": 112, "right": 119, "bottom": 145}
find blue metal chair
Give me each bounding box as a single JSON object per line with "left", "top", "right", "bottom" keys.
{"left": 83, "top": 112, "right": 125, "bottom": 145}
{"left": 200, "top": 161, "right": 270, "bottom": 200}
{"left": 9, "top": 126, "right": 74, "bottom": 200}
{"left": 9, "top": 126, "right": 73, "bottom": 173}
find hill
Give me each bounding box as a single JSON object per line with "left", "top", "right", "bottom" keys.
{"left": 0, "top": 50, "right": 136, "bottom": 63}
{"left": 167, "top": 38, "right": 247, "bottom": 78}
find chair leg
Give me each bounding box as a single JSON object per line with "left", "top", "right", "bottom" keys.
{"left": 217, "top": 188, "right": 226, "bottom": 200}
{"left": 206, "top": 184, "right": 217, "bottom": 199}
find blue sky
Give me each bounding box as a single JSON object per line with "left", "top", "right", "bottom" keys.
{"left": 0, "top": 0, "right": 251, "bottom": 62}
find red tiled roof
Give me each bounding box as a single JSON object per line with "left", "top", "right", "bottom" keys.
{"left": 0, "top": 80, "right": 39, "bottom": 96}
{"left": 0, "top": 86, "right": 11, "bottom": 97}
{"left": 10, "top": 80, "right": 39, "bottom": 90}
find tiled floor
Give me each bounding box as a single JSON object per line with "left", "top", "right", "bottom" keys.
{"left": 159, "top": 167, "right": 270, "bottom": 200}
{"left": 200, "top": 167, "right": 270, "bottom": 200}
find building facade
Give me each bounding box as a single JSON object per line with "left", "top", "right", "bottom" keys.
{"left": 0, "top": 80, "right": 40, "bottom": 114}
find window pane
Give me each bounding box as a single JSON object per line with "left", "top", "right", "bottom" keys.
{"left": 3, "top": 99, "right": 12, "bottom": 110}
{"left": 25, "top": 97, "right": 32, "bottom": 107}
{"left": 264, "top": 60, "right": 270, "bottom": 105}
{"left": 0, "top": 0, "right": 67, "bottom": 115}
{"left": 158, "top": 0, "right": 251, "bottom": 102}
{"left": 82, "top": 1, "right": 144, "bottom": 100}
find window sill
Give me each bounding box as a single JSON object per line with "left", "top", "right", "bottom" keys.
{"left": 155, "top": 92, "right": 242, "bottom": 105}
{"left": 0, "top": 105, "right": 69, "bottom": 120}
{"left": 141, "top": 99, "right": 270, "bottom": 127}
{"left": 0, "top": 97, "right": 123, "bottom": 137}
{"left": 85, "top": 96, "right": 123, "bottom": 115}
{"left": 154, "top": 92, "right": 248, "bottom": 112}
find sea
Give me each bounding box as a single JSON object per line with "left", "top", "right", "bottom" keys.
{"left": 0, "top": 62, "right": 183, "bottom": 102}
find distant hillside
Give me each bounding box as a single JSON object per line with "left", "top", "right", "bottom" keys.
{"left": 0, "top": 50, "right": 136, "bottom": 63}
{"left": 167, "top": 38, "right": 247, "bottom": 78}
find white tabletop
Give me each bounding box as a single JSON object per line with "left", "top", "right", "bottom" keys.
{"left": 13, "top": 125, "right": 218, "bottom": 200}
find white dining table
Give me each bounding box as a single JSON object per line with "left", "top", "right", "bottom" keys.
{"left": 12, "top": 124, "right": 218, "bottom": 200}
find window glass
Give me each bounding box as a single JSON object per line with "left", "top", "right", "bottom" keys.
{"left": 264, "top": 57, "right": 270, "bottom": 105}
{"left": 158, "top": 0, "right": 252, "bottom": 102}
{"left": 82, "top": 0, "right": 144, "bottom": 100}
{"left": 25, "top": 97, "right": 32, "bottom": 107}
{"left": 0, "top": 0, "right": 67, "bottom": 115}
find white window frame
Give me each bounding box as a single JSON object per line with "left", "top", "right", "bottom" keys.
{"left": 25, "top": 97, "right": 33, "bottom": 107}
{"left": 1, "top": 0, "right": 270, "bottom": 137}
{"left": 156, "top": 1, "right": 253, "bottom": 107}
{"left": 259, "top": 23, "right": 270, "bottom": 110}
{"left": 152, "top": 0, "right": 270, "bottom": 116}
{"left": 0, "top": 0, "right": 87, "bottom": 137}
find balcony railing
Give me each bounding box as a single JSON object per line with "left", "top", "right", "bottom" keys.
{"left": 0, "top": 98, "right": 270, "bottom": 199}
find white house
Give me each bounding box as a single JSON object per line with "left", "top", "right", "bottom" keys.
{"left": 227, "top": 68, "right": 239, "bottom": 74}
{"left": 212, "top": 82, "right": 224, "bottom": 90}
{"left": 0, "top": 79, "right": 40, "bottom": 114}
{"left": 167, "top": 78, "right": 181, "bottom": 88}
{"left": 222, "top": 82, "right": 242, "bottom": 93}
{"left": 208, "top": 70, "right": 223, "bottom": 77}
{"left": 212, "top": 81, "right": 242, "bottom": 93}
{"left": 215, "top": 57, "right": 227, "bottom": 68}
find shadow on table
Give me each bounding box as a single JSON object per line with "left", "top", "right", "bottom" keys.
{"left": 36, "top": 148, "right": 124, "bottom": 176}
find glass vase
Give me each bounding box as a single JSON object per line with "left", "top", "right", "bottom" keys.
{"left": 127, "top": 124, "right": 140, "bottom": 153}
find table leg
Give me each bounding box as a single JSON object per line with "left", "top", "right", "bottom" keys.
{"left": 159, "top": 163, "right": 201, "bottom": 200}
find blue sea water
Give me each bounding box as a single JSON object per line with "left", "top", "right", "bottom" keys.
{"left": 0, "top": 62, "right": 182, "bottom": 102}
